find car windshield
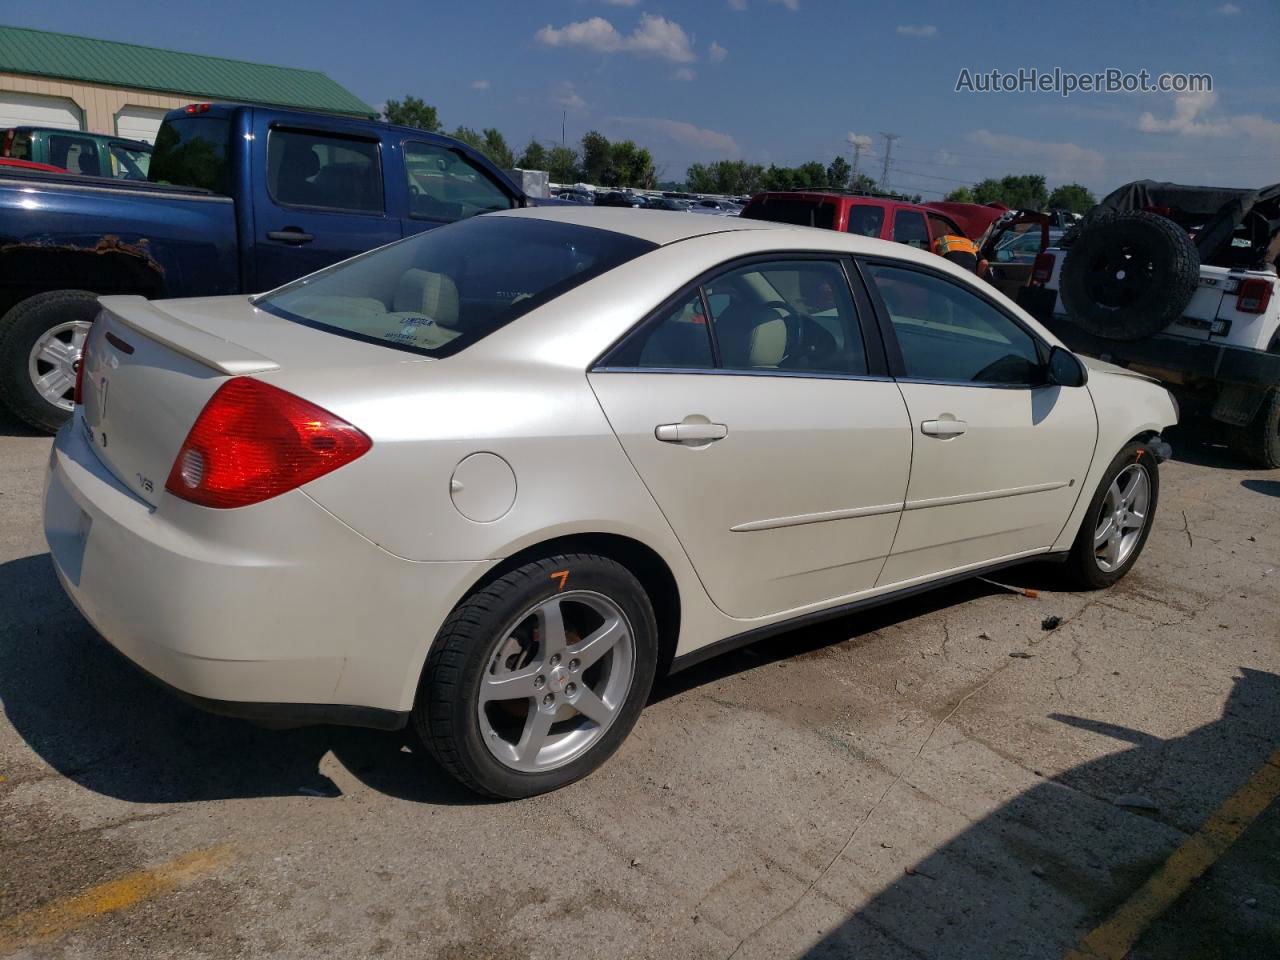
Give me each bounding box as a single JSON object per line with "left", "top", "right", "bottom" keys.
{"left": 257, "top": 216, "right": 656, "bottom": 358}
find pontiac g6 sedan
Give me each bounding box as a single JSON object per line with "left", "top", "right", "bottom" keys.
{"left": 45, "top": 207, "right": 1177, "bottom": 798}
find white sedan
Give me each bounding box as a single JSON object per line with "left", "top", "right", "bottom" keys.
{"left": 44, "top": 207, "right": 1177, "bottom": 797}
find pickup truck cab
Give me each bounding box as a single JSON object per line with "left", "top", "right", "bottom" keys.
{"left": 0, "top": 102, "right": 541, "bottom": 431}
{"left": 2, "top": 126, "right": 152, "bottom": 180}
{"left": 741, "top": 191, "right": 967, "bottom": 249}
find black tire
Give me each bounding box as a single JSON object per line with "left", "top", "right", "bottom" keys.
{"left": 1226, "top": 387, "right": 1280, "bottom": 469}
{"left": 413, "top": 553, "right": 658, "bottom": 799}
{"left": 0, "top": 290, "right": 100, "bottom": 433}
{"left": 1060, "top": 211, "right": 1198, "bottom": 342}
{"left": 1065, "top": 441, "right": 1161, "bottom": 589}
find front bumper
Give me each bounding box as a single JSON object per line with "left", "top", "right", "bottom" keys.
{"left": 44, "top": 415, "right": 494, "bottom": 723}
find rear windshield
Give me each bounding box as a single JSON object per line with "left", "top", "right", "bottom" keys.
{"left": 742, "top": 196, "right": 835, "bottom": 230}
{"left": 256, "top": 216, "right": 656, "bottom": 358}
{"left": 149, "top": 116, "right": 231, "bottom": 193}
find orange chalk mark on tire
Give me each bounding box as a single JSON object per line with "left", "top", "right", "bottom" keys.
{"left": 550, "top": 570, "right": 569, "bottom": 592}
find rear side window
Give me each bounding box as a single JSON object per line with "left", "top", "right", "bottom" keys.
{"left": 867, "top": 263, "right": 1042, "bottom": 384}
{"left": 6, "top": 130, "right": 32, "bottom": 160}
{"left": 846, "top": 204, "right": 885, "bottom": 237}
{"left": 257, "top": 216, "right": 655, "bottom": 358}
{"left": 150, "top": 117, "right": 231, "bottom": 192}
{"left": 608, "top": 292, "right": 715, "bottom": 369}
{"left": 109, "top": 142, "right": 151, "bottom": 180}
{"left": 403, "top": 141, "right": 514, "bottom": 222}
{"left": 892, "top": 210, "right": 930, "bottom": 249}
{"left": 48, "top": 135, "right": 101, "bottom": 176}
{"left": 742, "top": 197, "right": 835, "bottom": 229}
{"left": 268, "top": 129, "right": 383, "bottom": 213}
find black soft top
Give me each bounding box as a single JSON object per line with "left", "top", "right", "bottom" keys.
{"left": 1091, "top": 179, "right": 1280, "bottom": 266}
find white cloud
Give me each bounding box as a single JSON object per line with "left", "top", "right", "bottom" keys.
{"left": 1216, "top": 3, "right": 1241, "bottom": 13}
{"left": 770, "top": 0, "right": 800, "bottom": 9}
{"left": 471, "top": 79, "right": 490, "bottom": 90}
{"left": 535, "top": 14, "right": 696, "bottom": 63}
{"left": 728, "top": 0, "right": 747, "bottom": 8}
{"left": 674, "top": 67, "right": 696, "bottom": 82}
{"left": 602, "top": 0, "right": 639, "bottom": 5}
{"left": 709, "top": 41, "right": 728, "bottom": 63}
{"left": 608, "top": 116, "right": 741, "bottom": 157}
{"left": 1138, "top": 90, "right": 1280, "bottom": 141}
{"left": 967, "top": 129, "right": 1106, "bottom": 180}
{"left": 846, "top": 132, "right": 872, "bottom": 147}
{"left": 897, "top": 24, "right": 938, "bottom": 37}
{"left": 554, "top": 81, "right": 587, "bottom": 111}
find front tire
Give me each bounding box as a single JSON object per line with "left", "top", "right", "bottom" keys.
{"left": 414, "top": 553, "right": 658, "bottom": 799}
{"left": 0, "top": 290, "right": 100, "bottom": 433}
{"left": 1065, "top": 442, "right": 1160, "bottom": 589}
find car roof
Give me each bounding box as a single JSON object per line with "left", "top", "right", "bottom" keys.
{"left": 493, "top": 205, "right": 790, "bottom": 245}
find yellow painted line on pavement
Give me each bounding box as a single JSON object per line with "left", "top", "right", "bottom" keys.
{"left": 1065, "top": 747, "right": 1280, "bottom": 960}
{"left": 0, "top": 845, "right": 233, "bottom": 954}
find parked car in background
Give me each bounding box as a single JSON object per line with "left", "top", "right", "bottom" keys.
{"left": 45, "top": 206, "right": 1175, "bottom": 798}
{"left": 556, "top": 188, "right": 593, "bottom": 204}
{"left": 643, "top": 196, "right": 692, "bottom": 212}
{"left": 1026, "top": 179, "right": 1280, "bottom": 467}
{"left": 594, "top": 190, "right": 645, "bottom": 208}
{"left": 741, "top": 191, "right": 967, "bottom": 251}
{"left": 976, "top": 210, "right": 1060, "bottom": 300}
{"left": 690, "top": 198, "right": 741, "bottom": 216}
{"left": 0, "top": 102, "right": 548, "bottom": 432}
{"left": 2, "top": 126, "right": 152, "bottom": 180}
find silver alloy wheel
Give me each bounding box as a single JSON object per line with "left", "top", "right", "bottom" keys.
{"left": 1093, "top": 463, "right": 1150, "bottom": 573}
{"left": 477, "top": 590, "right": 635, "bottom": 773}
{"left": 28, "top": 320, "right": 91, "bottom": 412}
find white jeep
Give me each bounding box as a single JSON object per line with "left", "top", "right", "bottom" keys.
{"left": 1022, "top": 180, "right": 1280, "bottom": 467}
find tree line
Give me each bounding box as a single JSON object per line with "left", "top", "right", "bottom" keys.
{"left": 383, "top": 95, "right": 656, "bottom": 188}
{"left": 383, "top": 96, "right": 1098, "bottom": 212}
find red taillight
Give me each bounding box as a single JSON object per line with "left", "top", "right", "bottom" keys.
{"left": 165, "top": 378, "right": 371, "bottom": 509}
{"left": 73, "top": 338, "right": 89, "bottom": 406}
{"left": 1237, "top": 277, "right": 1273, "bottom": 315}
{"left": 1030, "top": 252, "right": 1056, "bottom": 285}
{"left": 184, "top": 103, "right": 211, "bottom": 114}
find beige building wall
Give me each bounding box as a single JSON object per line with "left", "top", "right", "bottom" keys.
{"left": 0, "top": 71, "right": 188, "bottom": 134}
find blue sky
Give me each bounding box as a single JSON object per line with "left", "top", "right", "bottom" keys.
{"left": 8, "top": 1, "right": 1279, "bottom": 195}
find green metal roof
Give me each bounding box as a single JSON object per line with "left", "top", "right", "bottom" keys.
{"left": 0, "top": 25, "right": 377, "bottom": 118}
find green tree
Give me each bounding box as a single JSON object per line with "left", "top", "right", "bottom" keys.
{"left": 686, "top": 163, "right": 715, "bottom": 194}
{"left": 383, "top": 95, "right": 440, "bottom": 133}
{"left": 580, "top": 131, "right": 613, "bottom": 184}
{"left": 762, "top": 164, "right": 797, "bottom": 191}
{"left": 609, "top": 139, "right": 656, "bottom": 188}
{"left": 827, "top": 156, "right": 852, "bottom": 190}
{"left": 795, "top": 161, "right": 828, "bottom": 189}
{"left": 517, "top": 139, "right": 548, "bottom": 170}
{"left": 481, "top": 128, "right": 514, "bottom": 169}
{"left": 973, "top": 174, "right": 1048, "bottom": 210}
{"left": 850, "top": 172, "right": 878, "bottom": 193}
{"left": 449, "top": 126, "right": 484, "bottom": 152}
{"left": 546, "top": 145, "right": 580, "bottom": 183}
{"left": 944, "top": 186, "right": 976, "bottom": 203}
{"left": 1046, "top": 182, "right": 1096, "bottom": 213}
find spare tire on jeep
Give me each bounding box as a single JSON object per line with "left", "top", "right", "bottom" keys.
{"left": 1060, "top": 210, "right": 1199, "bottom": 341}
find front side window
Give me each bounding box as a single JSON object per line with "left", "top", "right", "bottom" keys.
{"left": 48, "top": 135, "right": 101, "bottom": 176}
{"left": 258, "top": 216, "right": 655, "bottom": 358}
{"left": 109, "top": 142, "right": 151, "bottom": 180}
{"left": 268, "top": 129, "right": 383, "bottom": 213}
{"left": 927, "top": 214, "right": 960, "bottom": 242}
{"left": 846, "top": 204, "right": 885, "bottom": 237}
{"left": 866, "top": 263, "right": 1042, "bottom": 384}
{"left": 404, "top": 141, "right": 515, "bottom": 222}
{"left": 8, "top": 131, "right": 32, "bottom": 160}
{"left": 609, "top": 259, "right": 868, "bottom": 376}
{"left": 892, "top": 210, "right": 930, "bottom": 249}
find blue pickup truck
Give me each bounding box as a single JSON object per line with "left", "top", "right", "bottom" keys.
{"left": 0, "top": 102, "right": 545, "bottom": 431}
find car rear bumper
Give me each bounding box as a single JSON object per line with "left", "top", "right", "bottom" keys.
{"left": 44, "top": 414, "right": 494, "bottom": 721}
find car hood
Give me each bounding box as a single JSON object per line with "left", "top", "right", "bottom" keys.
{"left": 1081, "top": 356, "right": 1160, "bottom": 384}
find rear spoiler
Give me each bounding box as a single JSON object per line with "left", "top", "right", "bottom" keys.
{"left": 97, "top": 295, "right": 279, "bottom": 375}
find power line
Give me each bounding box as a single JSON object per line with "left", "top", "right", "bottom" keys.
{"left": 879, "top": 132, "right": 900, "bottom": 192}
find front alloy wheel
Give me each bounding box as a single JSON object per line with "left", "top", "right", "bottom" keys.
{"left": 1066, "top": 442, "right": 1160, "bottom": 589}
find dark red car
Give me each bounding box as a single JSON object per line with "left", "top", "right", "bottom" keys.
{"left": 741, "top": 191, "right": 973, "bottom": 249}
{"left": 0, "top": 156, "right": 64, "bottom": 174}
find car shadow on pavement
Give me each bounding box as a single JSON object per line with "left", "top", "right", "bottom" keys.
{"left": 0, "top": 552, "right": 480, "bottom": 806}
{"left": 792, "top": 666, "right": 1280, "bottom": 959}
{"left": 0, "top": 408, "right": 44, "bottom": 438}
{"left": 1242, "top": 478, "right": 1280, "bottom": 498}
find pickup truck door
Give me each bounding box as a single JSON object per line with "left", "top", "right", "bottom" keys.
{"left": 250, "top": 121, "right": 401, "bottom": 292}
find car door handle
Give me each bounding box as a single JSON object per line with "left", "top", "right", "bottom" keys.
{"left": 921, "top": 418, "right": 968, "bottom": 437}
{"left": 655, "top": 422, "right": 728, "bottom": 443}
{"left": 266, "top": 229, "right": 315, "bottom": 245}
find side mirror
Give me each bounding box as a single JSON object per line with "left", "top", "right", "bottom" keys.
{"left": 1046, "top": 345, "right": 1088, "bottom": 387}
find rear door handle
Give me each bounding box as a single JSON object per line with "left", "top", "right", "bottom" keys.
{"left": 655, "top": 422, "right": 728, "bottom": 443}
{"left": 267, "top": 229, "right": 315, "bottom": 245}
{"left": 921, "top": 418, "right": 968, "bottom": 437}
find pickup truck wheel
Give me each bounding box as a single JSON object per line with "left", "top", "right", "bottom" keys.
{"left": 1227, "top": 388, "right": 1280, "bottom": 469}
{"left": 0, "top": 290, "right": 100, "bottom": 434}
{"left": 1060, "top": 211, "right": 1198, "bottom": 342}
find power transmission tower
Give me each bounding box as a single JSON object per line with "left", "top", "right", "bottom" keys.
{"left": 850, "top": 139, "right": 864, "bottom": 187}
{"left": 879, "top": 132, "right": 900, "bottom": 192}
